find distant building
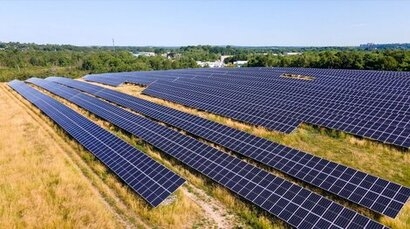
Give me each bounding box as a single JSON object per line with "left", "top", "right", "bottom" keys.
{"left": 132, "top": 51, "right": 156, "bottom": 57}
{"left": 233, "top": 60, "right": 248, "bottom": 67}
{"left": 196, "top": 60, "right": 225, "bottom": 68}
{"left": 285, "top": 52, "right": 302, "bottom": 56}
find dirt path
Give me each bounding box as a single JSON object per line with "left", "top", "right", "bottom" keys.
{"left": 183, "top": 185, "right": 239, "bottom": 228}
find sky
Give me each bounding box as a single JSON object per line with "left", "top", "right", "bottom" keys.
{"left": 0, "top": 0, "right": 409, "bottom": 46}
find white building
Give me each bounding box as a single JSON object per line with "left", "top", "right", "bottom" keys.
{"left": 233, "top": 60, "right": 248, "bottom": 67}
{"left": 285, "top": 52, "right": 302, "bottom": 56}
{"left": 196, "top": 60, "right": 225, "bottom": 68}
{"left": 132, "top": 52, "right": 156, "bottom": 57}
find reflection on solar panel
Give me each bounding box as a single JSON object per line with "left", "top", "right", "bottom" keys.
{"left": 8, "top": 80, "right": 185, "bottom": 207}
{"left": 84, "top": 74, "right": 124, "bottom": 86}
{"left": 83, "top": 69, "right": 198, "bottom": 86}
{"left": 38, "top": 78, "right": 386, "bottom": 228}
{"left": 43, "top": 77, "right": 410, "bottom": 218}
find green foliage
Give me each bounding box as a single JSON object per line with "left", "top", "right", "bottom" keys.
{"left": 180, "top": 46, "right": 220, "bottom": 61}
{"left": 81, "top": 51, "right": 150, "bottom": 73}
{"left": 0, "top": 48, "right": 198, "bottom": 82}
{"left": 246, "top": 50, "right": 410, "bottom": 70}
{"left": 0, "top": 67, "right": 85, "bottom": 82}
{"left": 81, "top": 51, "right": 198, "bottom": 73}
{"left": 1, "top": 42, "right": 410, "bottom": 82}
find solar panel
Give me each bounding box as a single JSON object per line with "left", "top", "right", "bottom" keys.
{"left": 42, "top": 77, "right": 410, "bottom": 218}
{"left": 8, "top": 80, "right": 185, "bottom": 207}
{"left": 50, "top": 77, "right": 301, "bottom": 133}
{"left": 145, "top": 80, "right": 301, "bottom": 133}
{"left": 83, "top": 69, "right": 198, "bottom": 86}
{"left": 48, "top": 76, "right": 105, "bottom": 93}
{"left": 144, "top": 79, "right": 410, "bottom": 140}
{"left": 84, "top": 74, "right": 124, "bottom": 86}
{"left": 36, "top": 78, "right": 387, "bottom": 228}
{"left": 135, "top": 68, "right": 410, "bottom": 148}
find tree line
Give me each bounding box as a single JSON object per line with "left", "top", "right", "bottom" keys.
{"left": 1, "top": 43, "right": 410, "bottom": 82}
{"left": 0, "top": 49, "right": 198, "bottom": 82}
{"left": 245, "top": 50, "right": 410, "bottom": 71}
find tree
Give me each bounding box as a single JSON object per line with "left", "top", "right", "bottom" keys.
{"left": 381, "top": 56, "right": 398, "bottom": 70}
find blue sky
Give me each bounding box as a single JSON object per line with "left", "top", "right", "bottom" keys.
{"left": 0, "top": 0, "right": 409, "bottom": 46}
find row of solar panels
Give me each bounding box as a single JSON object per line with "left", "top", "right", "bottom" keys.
{"left": 142, "top": 79, "right": 410, "bottom": 147}
{"left": 83, "top": 68, "right": 410, "bottom": 115}
{"left": 84, "top": 67, "right": 410, "bottom": 89}
{"left": 176, "top": 71, "right": 410, "bottom": 95}
{"left": 8, "top": 80, "right": 185, "bottom": 207}
{"left": 10, "top": 77, "right": 410, "bottom": 228}
{"left": 42, "top": 77, "right": 410, "bottom": 219}
{"left": 82, "top": 67, "right": 410, "bottom": 148}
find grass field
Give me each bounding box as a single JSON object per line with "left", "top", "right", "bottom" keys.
{"left": 0, "top": 83, "right": 126, "bottom": 228}
{"left": 1, "top": 80, "right": 409, "bottom": 228}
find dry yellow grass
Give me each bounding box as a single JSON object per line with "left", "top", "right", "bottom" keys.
{"left": 0, "top": 83, "right": 211, "bottom": 228}
{"left": 0, "top": 84, "right": 122, "bottom": 228}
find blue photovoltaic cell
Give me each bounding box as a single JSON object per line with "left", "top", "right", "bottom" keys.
{"left": 83, "top": 69, "right": 196, "bottom": 86}
{"left": 84, "top": 74, "right": 125, "bottom": 86}
{"left": 43, "top": 77, "right": 410, "bottom": 219}
{"left": 84, "top": 67, "right": 410, "bottom": 149}
{"left": 37, "top": 77, "right": 387, "bottom": 228}
{"left": 8, "top": 80, "right": 185, "bottom": 207}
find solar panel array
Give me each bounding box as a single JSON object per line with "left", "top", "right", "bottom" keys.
{"left": 8, "top": 80, "right": 185, "bottom": 207}
{"left": 44, "top": 77, "right": 410, "bottom": 218}
{"left": 83, "top": 68, "right": 242, "bottom": 86}
{"left": 127, "top": 67, "right": 410, "bottom": 148}
{"left": 83, "top": 69, "right": 200, "bottom": 86}
{"left": 29, "top": 77, "right": 387, "bottom": 228}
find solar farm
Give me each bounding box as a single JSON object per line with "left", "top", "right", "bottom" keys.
{"left": 4, "top": 67, "right": 410, "bottom": 228}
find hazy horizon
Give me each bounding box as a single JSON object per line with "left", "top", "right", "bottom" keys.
{"left": 0, "top": 41, "right": 368, "bottom": 47}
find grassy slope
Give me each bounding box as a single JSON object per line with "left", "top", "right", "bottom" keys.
{"left": 0, "top": 84, "right": 124, "bottom": 228}
{"left": 115, "top": 84, "right": 410, "bottom": 229}
{"left": 0, "top": 84, "right": 210, "bottom": 228}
